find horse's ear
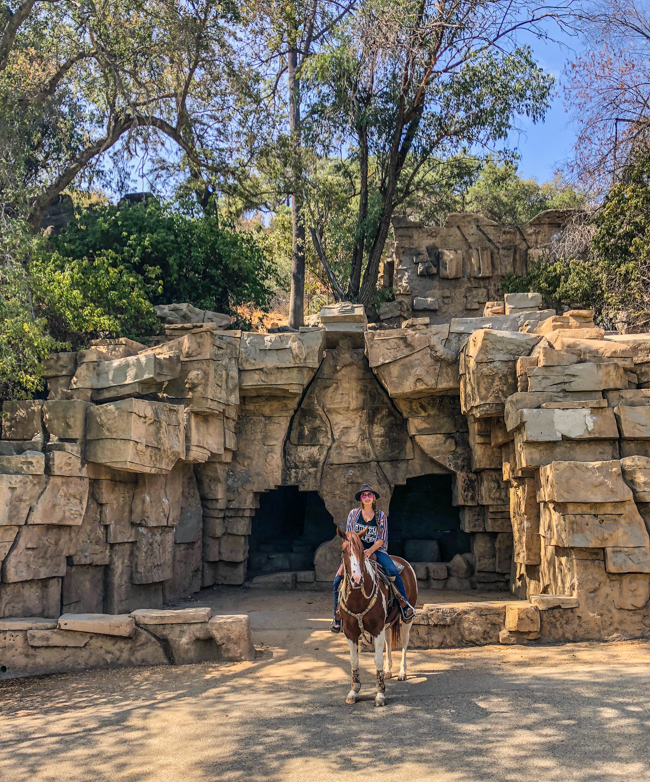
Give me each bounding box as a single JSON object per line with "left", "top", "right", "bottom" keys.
{"left": 356, "top": 527, "right": 369, "bottom": 538}
{"left": 336, "top": 526, "right": 346, "bottom": 539}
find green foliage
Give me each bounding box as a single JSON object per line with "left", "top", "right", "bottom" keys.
{"left": 0, "top": 222, "right": 57, "bottom": 400}
{"left": 32, "top": 200, "right": 279, "bottom": 346}
{"left": 465, "top": 160, "right": 585, "bottom": 225}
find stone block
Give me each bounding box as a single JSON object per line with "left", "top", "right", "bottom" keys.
{"left": 42, "top": 400, "right": 89, "bottom": 441}
{"left": 512, "top": 407, "right": 618, "bottom": 443}
{"left": 448, "top": 553, "right": 472, "bottom": 578}
{"left": 62, "top": 565, "right": 105, "bottom": 614}
{"left": 86, "top": 398, "right": 184, "bottom": 474}
{"left": 0, "top": 451, "right": 45, "bottom": 475}
{"left": 527, "top": 362, "right": 628, "bottom": 393}
{"left": 471, "top": 533, "right": 496, "bottom": 572}
{"left": 538, "top": 460, "right": 632, "bottom": 503}
{"left": 504, "top": 391, "right": 605, "bottom": 431}
{"left": 452, "top": 472, "right": 479, "bottom": 506}
{"left": 319, "top": 303, "right": 366, "bottom": 323}
{"left": 131, "top": 472, "right": 178, "bottom": 527}
{"left": 484, "top": 505, "right": 511, "bottom": 533}
{"left": 27, "top": 629, "right": 90, "bottom": 647}
{"left": 614, "top": 574, "right": 650, "bottom": 610}
{"left": 219, "top": 534, "right": 249, "bottom": 563}
{"left": 1, "top": 401, "right": 43, "bottom": 440}
{"left": 464, "top": 329, "right": 541, "bottom": 364}
{"left": 132, "top": 527, "right": 175, "bottom": 584}
{"left": 615, "top": 405, "right": 650, "bottom": 440}
{"left": 131, "top": 607, "right": 212, "bottom": 625}
{"left": 429, "top": 562, "right": 448, "bottom": 580}
{"left": 208, "top": 614, "right": 255, "bottom": 661}
{"left": 510, "top": 477, "right": 541, "bottom": 565}
{"left": 504, "top": 292, "right": 542, "bottom": 312}
{"left": 3, "top": 526, "right": 76, "bottom": 582}
{"left": 496, "top": 533, "right": 513, "bottom": 573}
{"left": 0, "top": 526, "right": 18, "bottom": 560}
{"left": 460, "top": 506, "right": 485, "bottom": 533}
{"left": 249, "top": 572, "right": 296, "bottom": 589}
{"left": 70, "top": 353, "right": 180, "bottom": 390}
{"left": 163, "top": 539, "right": 202, "bottom": 602}
{"left": 45, "top": 448, "right": 87, "bottom": 478}
{"left": 513, "top": 435, "right": 620, "bottom": 476}
{"left": 541, "top": 500, "right": 649, "bottom": 548}
{"left": 58, "top": 613, "right": 136, "bottom": 637}
{"left": 184, "top": 411, "right": 224, "bottom": 462}
{"left": 412, "top": 562, "right": 429, "bottom": 581}
{"left": 468, "top": 416, "right": 502, "bottom": 470}
{"left": 95, "top": 480, "right": 136, "bottom": 543}
{"left": 620, "top": 456, "right": 650, "bottom": 501}
{"left": 214, "top": 561, "right": 247, "bottom": 585}
{"left": 0, "top": 475, "right": 47, "bottom": 527}
{"left": 529, "top": 594, "right": 579, "bottom": 610}
{"left": 439, "top": 249, "right": 463, "bottom": 278}
{"left": 478, "top": 470, "right": 509, "bottom": 505}
{"left": 28, "top": 476, "right": 89, "bottom": 526}
{"left": 504, "top": 603, "right": 540, "bottom": 632}
{"left": 604, "top": 546, "right": 650, "bottom": 573}
{"left": 0, "top": 617, "right": 57, "bottom": 630}
{"left": 43, "top": 352, "right": 77, "bottom": 378}
{"left": 413, "top": 297, "right": 439, "bottom": 311}
{"left": 0, "top": 578, "right": 61, "bottom": 618}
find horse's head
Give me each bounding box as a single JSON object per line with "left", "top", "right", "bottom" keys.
{"left": 337, "top": 526, "right": 368, "bottom": 587}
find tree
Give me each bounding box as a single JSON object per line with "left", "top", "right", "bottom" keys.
{"left": 564, "top": 0, "right": 650, "bottom": 195}
{"left": 32, "top": 200, "right": 280, "bottom": 347}
{"left": 299, "top": 0, "right": 570, "bottom": 311}
{"left": 0, "top": 0, "right": 266, "bottom": 228}
{"left": 464, "top": 159, "right": 585, "bottom": 225}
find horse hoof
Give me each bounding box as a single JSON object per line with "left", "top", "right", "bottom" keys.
{"left": 384, "top": 670, "right": 392, "bottom": 679}
{"left": 345, "top": 693, "right": 357, "bottom": 704}
{"left": 398, "top": 672, "right": 406, "bottom": 682}
{"left": 375, "top": 693, "right": 386, "bottom": 707}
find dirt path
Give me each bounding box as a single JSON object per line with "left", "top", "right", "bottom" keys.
{"left": 2, "top": 589, "right": 650, "bottom": 782}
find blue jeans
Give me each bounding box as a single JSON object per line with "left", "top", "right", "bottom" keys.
{"left": 332, "top": 551, "right": 409, "bottom": 617}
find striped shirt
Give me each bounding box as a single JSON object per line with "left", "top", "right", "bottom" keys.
{"left": 346, "top": 508, "right": 388, "bottom": 552}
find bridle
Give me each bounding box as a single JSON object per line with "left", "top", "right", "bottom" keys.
{"left": 339, "top": 545, "right": 381, "bottom": 634}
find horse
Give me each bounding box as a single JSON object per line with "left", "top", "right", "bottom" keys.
{"left": 335, "top": 526, "right": 418, "bottom": 707}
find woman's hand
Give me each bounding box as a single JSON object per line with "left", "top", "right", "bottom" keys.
{"left": 365, "top": 540, "right": 383, "bottom": 558}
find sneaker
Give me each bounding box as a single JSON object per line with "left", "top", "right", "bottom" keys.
{"left": 330, "top": 619, "right": 341, "bottom": 633}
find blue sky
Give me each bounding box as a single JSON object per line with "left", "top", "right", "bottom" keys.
{"left": 511, "top": 29, "right": 585, "bottom": 182}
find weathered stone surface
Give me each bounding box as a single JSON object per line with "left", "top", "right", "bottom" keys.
{"left": 163, "top": 539, "right": 202, "bottom": 602}
{"left": 604, "top": 546, "right": 650, "bottom": 573}
{"left": 615, "top": 405, "right": 650, "bottom": 440}
{"left": 460, "top": 506, "right": 484, "bottom": 533}
{"left": 495, "top": 532, "right": 513, "bottom": 573}
{"left": 511, "top": 407, "right": 618, "bottom": 443}
{"left": 27, "top": 629, "right": 90, "bottom": 647}
{"left": 208, "top": 614, "right": 255, "bottom": 661}
{"left": 0, "top": 451, "right": 45, "bottom": 475}
{"left": 1, "top": 401, "right": 43, "bottom": 441}
{"left": 510, "top": 477, "right": 540, "bottom": 565}
{"left": 504, "top": 292, "right": 542, "bottom": 312}
{"left": 42, "top": 400, "right": 89, "bottom": 440}
{"left": 131, "top": 607, "right": 211, "bottom": 624}
{"left": 105, "top": 543, "right": 163, "bottom": 614}
{"left": 58, "top": 613, "right": 135, "bottom": 636}
{"left": 0, "top": 474, "right": 46, "bottom": 530}
{"left": 43, "top": 352, "right": 77, "bottom": 378}
{"left": 249, "top": 572, "right": 296, "bottom": 589}
{"left": 0, "top": 578, "right": 61, "bottom": 618}
{"left": 3, "top": 526, "right": 75, "bottom": 582}
{"left": 505, "top": 603, "right": 540, "bottom": 632}
{"left": 0, "top": 626, "right": 168, "bottom": 678}
{"left": 45, "top": 448, "right": 88, "bottom": 478}
{"left": 154, "top": 302, "right": 231, "bottom": 327}
{"left": 620, "top": 456, "right": 650, "bottom": 501}
{"left": 62, "top": 565, "right": 105, "bottom": 613}
{"left": 71, "top": 353, "right": 180, "bottom": 390}
{"left": 86, "top": 398, "right": 184, "bottom": 474}
{"left": 95, "top": 479, "right": 136, "bottom": 544}
{"left": 529, "top": 594, "right": 579, "bottom": 610}
{"left": 527, "top": 362, "right": 628, "bottom": 393}
{"left": 314, "top": 536, "right": 341, "bottom": 582}
{"left": 538, "top": 460, "right": 632, "bottom": 503}
{"left": 26, "top": 476, "right": 88, "bottom": 527}
{"left": 132, "top": 527, "right": 174, "bottom": 584}
{"left": 614, "top": 575, "right": 650, "bottom": 610}
{"left": 541, "top": 500, "right": 649, "bottom": 548}
{"left": 478, "top": 470, "right": 509, "bottom": 505}
{"left": 0, "top": 617, "right": 57, "bottom": 630}
{"left": 70, "top": 496, "right": 110, "bottom": 566}
{"left": 471, "top": 533, "right": 496, "bottom": 572}
{"left": 219, "top": 534, "right": 249, "bottom": 563}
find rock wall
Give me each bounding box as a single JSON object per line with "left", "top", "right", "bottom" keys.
{"left": 379, "top": 210, "right": 572, "bottom": 325}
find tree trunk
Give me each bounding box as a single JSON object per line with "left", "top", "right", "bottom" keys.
{"left": 348, "top": 125, "right": 368, "bottom": 299}
{"left": 288, "top": 45, "right": 305, "bottom": 329}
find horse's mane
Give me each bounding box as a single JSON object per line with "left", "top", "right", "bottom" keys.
{"left": 344, "top": 528, "right": 365, "bottom": 562}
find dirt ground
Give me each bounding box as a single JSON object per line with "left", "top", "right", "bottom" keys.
{"left": 2, "top": 588, "right": 650, "bottom": 782}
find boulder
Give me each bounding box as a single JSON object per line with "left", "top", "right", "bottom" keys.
{"left": 314, "top": 535, "right": 342, "bottom": 582}
{"left": 208, "top": 614, "right": 255, "bottom": 661}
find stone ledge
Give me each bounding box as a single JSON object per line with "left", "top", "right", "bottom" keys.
{"left": 0, "top": 617, "right": 57, "bottom": 631}
{"left": 58, "top": 613, "right": 136, "bottom": 637}
{"left": 131, "top": 607, "right": 212, "bottom": 625}
{"left": 529, "top": 595, "right": 580, "bottom": 610}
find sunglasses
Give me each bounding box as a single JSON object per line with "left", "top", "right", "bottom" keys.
{"left": 360, "top": 492, "right": 375, "bottom": 498}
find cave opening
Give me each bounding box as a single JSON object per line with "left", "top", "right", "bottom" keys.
{"left": 248, "top": 486, "right": 334, "bottom": 575}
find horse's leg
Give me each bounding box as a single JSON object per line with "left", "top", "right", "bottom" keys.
{"left": 384, "top": 627, "right": 394, "bottom": 679}
{"left": 374, "top": 628, "right": 386, "bottom": 707}
{"left": 398, "top": 621, "right": 412, "bottom": 682}
{"left": 346, "top": 637, "right": 361, "bottom": 704}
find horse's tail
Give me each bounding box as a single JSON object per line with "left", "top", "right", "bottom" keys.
{"left": 391, "top": 620, "right": 401, "bottom": 651}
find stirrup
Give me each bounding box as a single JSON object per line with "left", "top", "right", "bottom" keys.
{"left": 401, "top": 604, "right": 415, "bottom": 621}
{"left": 330, "top": 619, "right": 341, "bottom": 633}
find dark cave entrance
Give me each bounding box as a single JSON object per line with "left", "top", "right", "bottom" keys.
{"left": 247, "top": 486, "right": 334, "bottom": 575}
{"left": 387, "top": 474, "right": 469, "bottom": 562}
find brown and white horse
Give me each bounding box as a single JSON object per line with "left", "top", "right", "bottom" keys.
{"left": 336, "top": 526, "right": 418, "bottom": 706}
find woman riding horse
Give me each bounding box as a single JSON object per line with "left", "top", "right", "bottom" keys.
{"left": 330, "top": 483, "right": 415, "bottom": 633}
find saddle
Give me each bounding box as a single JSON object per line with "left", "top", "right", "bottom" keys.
{"left": 372, "top": 556, "right": 404, "bottom": 623}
